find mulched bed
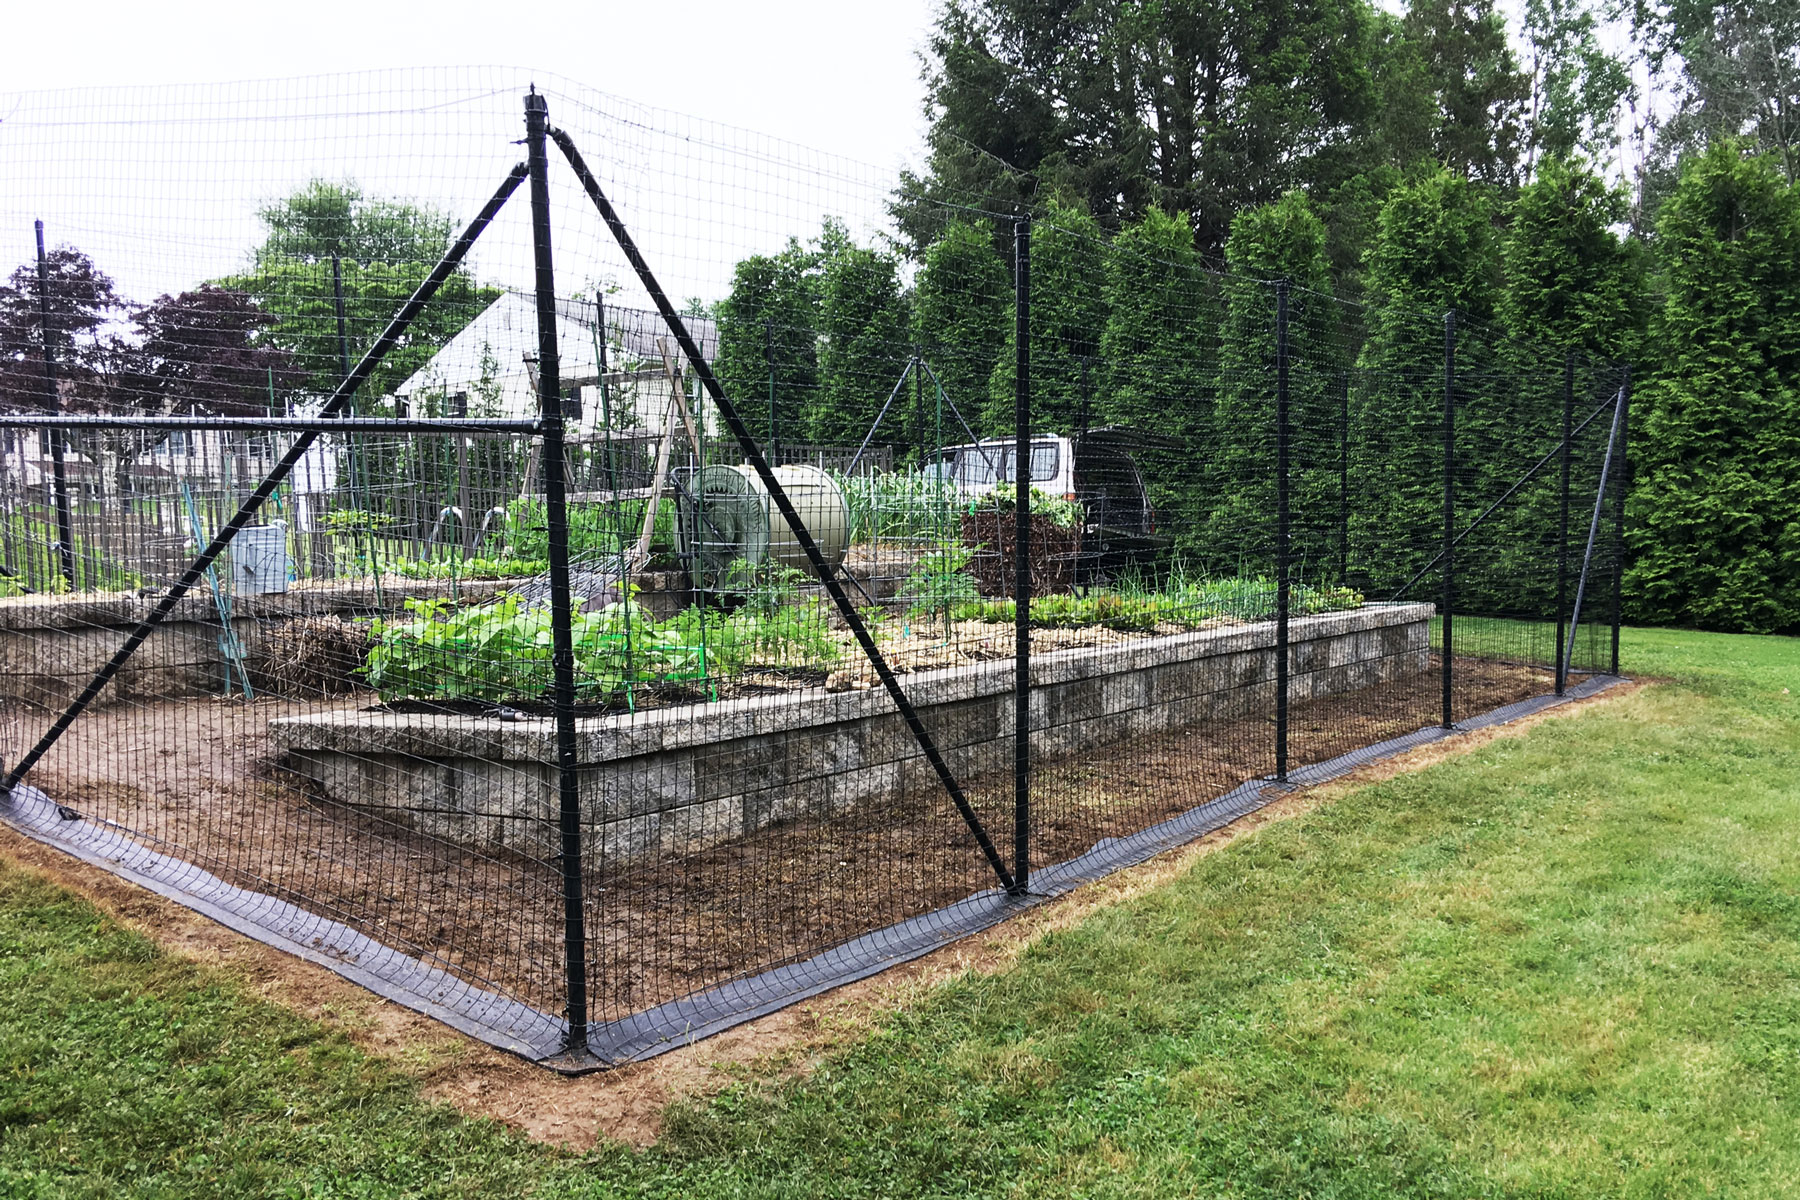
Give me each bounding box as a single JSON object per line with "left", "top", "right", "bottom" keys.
{"left": 7, "top": 656, "right": 1558, "bottom": 1026}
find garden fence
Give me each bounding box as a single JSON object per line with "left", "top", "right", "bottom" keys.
{"left": 0, "top": 72, "right": 1626, "bottom": 1069}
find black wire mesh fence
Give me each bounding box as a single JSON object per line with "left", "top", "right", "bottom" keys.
{"left": 0, "top": 72, "right": 1627, "bottom": 1069}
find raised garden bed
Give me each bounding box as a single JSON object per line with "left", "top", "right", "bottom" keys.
{"left": 0, "top": 577, "right": 514, "bottom": 708}
{"left": 270, "top": 602, "right": 1433, "bottom": 868}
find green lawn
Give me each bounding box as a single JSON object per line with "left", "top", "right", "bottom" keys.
{"left": 1, "top": 626, "right": 1796, "bottom": 1198}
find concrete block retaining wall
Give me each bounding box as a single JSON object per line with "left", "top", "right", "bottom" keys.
{"left": 0, "top": 579, "right": 505, "bottom": 708}
{"left": 270, "top": 602, "right": 1432, "bottom": 867}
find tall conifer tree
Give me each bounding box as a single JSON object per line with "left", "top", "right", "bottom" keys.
{"left": 987, "top": 199, "right": 1110, "bottom": 436}
{"left": 712, "top": 239, "right": 820, "bottom": 451}
{"left": 1097, "top": 207, "right": 1219, "bottom": 557}
{"left": 1215, "top": 192, "right": 1337, "bottom": 576}
{"left": 1352, "top": 169, "right": 1499, "bottom": 593}
{"left": 913, "top": 220, "right": 1009, "bottom": 447}
{"left": 1627, "top": 142, "right": 1800, "bottom": 633}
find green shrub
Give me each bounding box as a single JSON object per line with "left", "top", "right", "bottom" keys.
{"left": 362, "top": 588, "right": 842, "bottom": 704}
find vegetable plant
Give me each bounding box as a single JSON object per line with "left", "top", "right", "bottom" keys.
{"left": 362, "top": 587, "right": 842, "bottom": 704}
{"left": 896, "top": 543, "right": 979, "bottom": 639}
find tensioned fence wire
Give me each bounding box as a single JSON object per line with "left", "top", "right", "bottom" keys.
{"left": 0, "top": 69, "right": 1627, "bottom": 1069}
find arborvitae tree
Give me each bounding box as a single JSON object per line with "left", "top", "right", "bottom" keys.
{"left": 1486, "top": 158, "right": 1644, "bottom": 619}
{"left": 1499, "top": 157, "right": 1640, "bottom": 359}
{"left": 1097, "top": 207, "right": 1219, "bottom": 558}
{"left": 1361, "top": 169, "right": 1500, "bottom": 324}
{"left": 812, "top": 224, "right": 910, "bottom": 446}
{"left": 1214, "top": 191, "right": 1338, "bottom": 576}
{"left": 913, "top": 219, "right": 1009, "bottom": 448}
{"left": 1352, "top": 169, "right": 1499, "bottom": 594}
{"left": 1319, "top": 167, "right": 1402, "bottom": 313}
{"left": 1627, "top": 142, "right": 1800, "bottom": 633}
{"left": 987, "top": 198, "right": 1109, "bottom": 435}
{"left": 712, "top": 238, "right": 820, "bottom": 453}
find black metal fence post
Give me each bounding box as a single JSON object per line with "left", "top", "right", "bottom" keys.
{"left": 34, "top": 222, "right": 77, "bottom": 591}
{"left": 526, "top": 90, "right": 590, "bottom": 1058}
{"left": 1337, "top": 369, "right": 1350, "bottom": 585}
{"left": 1275, "top": 281, "right": 1291, "bottom": 782}
{"left": 1555, "top": 351, "right": 1574, "bottom": 695}
{"left": 765, "top": 318, "right": 778, "bottom": 464}
{"left": 1441, "top": 309, "right": 1456, "bottom": 730}
{"left": 1012, "top": 217, "right": 1031, "bottom": 895}
{"left": 1610, "top": 366, "right": 1630, "bottom": 675}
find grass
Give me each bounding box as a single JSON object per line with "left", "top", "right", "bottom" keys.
{"left": 0, "top": 626, "right": 1796, "bottom": 1196}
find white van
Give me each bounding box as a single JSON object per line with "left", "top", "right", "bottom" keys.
{"left": 930, "top": 428, "right": 1171, "bottom": 570}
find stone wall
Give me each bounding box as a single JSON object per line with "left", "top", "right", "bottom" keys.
{"left": 0, "top": 578, "right": 504, "bottom": 708}
{"left": 271, "top": 603, "right": 1433, "bottom": 867}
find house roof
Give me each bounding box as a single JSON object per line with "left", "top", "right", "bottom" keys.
{"left": 393, "top": 292, "right": 718, "bottom": 399}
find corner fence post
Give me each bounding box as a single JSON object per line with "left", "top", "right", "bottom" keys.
{"left": 34, "top": 222, "right": 77, "bottom": 590}
{"left": 525, "top": 91, "right": 590, "bottom": 1056}
{"left": 1609, "top": 366, "right": 1630, "bottom": 675}
{"left": 1441, "top": 310, "right": 1456, "bottom": 729}
{"left": 1274, "top": 281, "right": 1291, "bottom": 781}
{"left": 1012, "top": 217, "right": 1031, "bottom": 894}
{"left": 1555, "top": 351, "right": 1574, "bottom": 695}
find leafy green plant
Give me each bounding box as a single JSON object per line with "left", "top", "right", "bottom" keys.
{"left": 318, "top": 509, "right": 394, "bottom": 535}
{"left": 897, "top": 543, "right": 980, "bottom": 638}
{"left": 834, "top": 471, "right": 961, "bottom": 543}
{"left": 721, "top": 558, "right": 808, "bottom": 623}
{"left": 973, "top": 483, "right": 1083, "bottom": 531}
{"left": 361, "top": 588, "right": 842, "bottom": 704}
{"left": 497, "top": 497, "right": 639, "bottom": 562}
{"left": 954, "top": 575, "right": 1361, "bottom": 631}
{"left": 390, "top": 556, "right": 548, "bottom": 580}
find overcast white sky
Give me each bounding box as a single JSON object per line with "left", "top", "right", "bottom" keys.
{"left": 6, "top": 0, "right": 938, "bottom": 172}
{"left": 2, "top": 0, "right": 941, "bottom": 309}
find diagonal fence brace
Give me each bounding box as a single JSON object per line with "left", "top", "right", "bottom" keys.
{"left": 1390, "top": 386, "right": 1624, "bottom": 602}
{"left": 1, "top": 161, "right": 531, "bottom": 796}
{"left": 547, "top": 123, "right": 1020, "bottom": 896}
{"left": 1563, "top": 388, "right": 1626, "bottom": 682}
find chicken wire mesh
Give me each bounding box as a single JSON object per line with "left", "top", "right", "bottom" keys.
{"left": 0, "top": 69, "right": 1627, "bottom": 1069}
